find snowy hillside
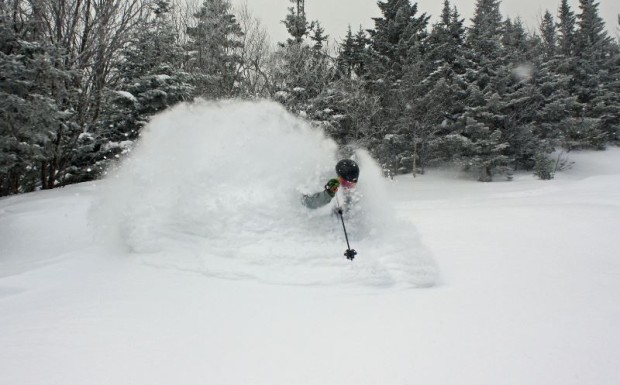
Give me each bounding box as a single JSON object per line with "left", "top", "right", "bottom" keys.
{"left": 1, "top": 101, "right": 619, "bottom": 385}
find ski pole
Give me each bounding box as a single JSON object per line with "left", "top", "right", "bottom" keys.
{"left": 335, "top": 197, "right": 357, "bottom": 261}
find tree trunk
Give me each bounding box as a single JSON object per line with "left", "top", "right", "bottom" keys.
{"left": 1, "top": 171, "right": 20, "bottom": 196}
{"left": 40, "top": 161, "right": 49, "bottom": 189}
{"left": 412, "top": 138, "right": 417, "bottom": 178}
{"left": 479, "top": 166, "right": 492, "bottom": 182}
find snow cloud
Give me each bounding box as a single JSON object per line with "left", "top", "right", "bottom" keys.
{"left": 92, "top": 100, "right": 437, "bottom": 287}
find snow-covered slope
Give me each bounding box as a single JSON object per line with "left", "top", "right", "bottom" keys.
{"left": 1, "top": 101, "right": 619, "bottom": 385}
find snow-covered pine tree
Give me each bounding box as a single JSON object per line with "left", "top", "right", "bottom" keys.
{"left": 554, "top": 1, "right": 579, "bottom": 90}
{"left": 337, "top": 26, "right": 356, "bottom": 78}
{"left": 365, "top": 0, "right": 430, "bottom": 174}
{"left": 574, "top": 0, "right": 613, "bottom": 58}
{"left": 84, "top": 0, "right": 194, "bottom": 180}
{"left": 460, "top": 116, "right": 511, "bottom": 182}
{"left": 451, "top": 0, "right": 512, "bottom": 181}
{"left": 0, "top": 43, "right": 67, "bottom": 195}
{"left": 336, "top": 26, "right": 370, "bottom": 79}
{"left": 309, "top": 21, "right": 328, "bottom": 51}
{"left": 540, "top": 11, "right": 557, "bottom": 58}
{"left": 468, "top": 0, "right": 504, "bottom": 60}
{"left": 283, "top": 0, "right": 310, "bottom": 45}
{"left": 352, "top": 27, "right": 371, "bottom": 77}
{"left": 186, "top": 0, "right": 244, "bottom": 98}
{"left": 270, "top": 3, "right": 336, "bottom": 120}
{"left": 116, "top": 0, "right": 192, "bottom": 115}
{"left": 548, "top": 0, "right": 591, "bottom": 150}
{"left": 287, "top": 26, "right": 376, "bottom": 149}
{"left": 502, "top": 18, "right": 530, "bottom": 62}
{"left": 367, "top": 0, "right": 429, "bottom": 83}
{"left": 557, "top": 0, "right": 577, "bottom": 57}
{"left": 272, "top": 4, "right": 380, "bottom": 153}
{"left": 465, "top": 0, "right": 505, "bottom": 103}
{"left": 572, "top": 0, "right": 619, "bottom": 145}
{"left": 495, "top": 17, "right": 547, "bottom": 171}
{"left": 2, "top": 0, "right": 147, "bottom": 191}
{"left": 425, "top": 1, "right": 467, "bottom": 72}
{"left": 403, "top": 0, "right": 469, "bottom": 174}
{"left": 307, "top": 78, "right": 380, "bottom": 148}
{"left": 0, "top": 4, "right": 78, "bottom": 195}
{"left": 531, "top": 10, "right": 581, "bottom": 177}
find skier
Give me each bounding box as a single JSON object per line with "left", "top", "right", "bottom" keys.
{"left": 302, "top": 159, "right": 359, "bottom": 209}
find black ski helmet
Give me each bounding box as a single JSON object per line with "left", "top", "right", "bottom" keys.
{"left": 336, "top": 159, "right": 359, "bottom": 182}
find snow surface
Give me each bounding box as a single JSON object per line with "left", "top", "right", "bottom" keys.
{"left": 1, "top": 100, "right": 620, "bottom": 385}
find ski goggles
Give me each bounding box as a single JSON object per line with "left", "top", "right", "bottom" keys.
{"left": 339, "top": 177, "right": 358, "bottom": 189}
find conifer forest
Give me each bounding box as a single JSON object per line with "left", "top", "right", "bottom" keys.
{"left": 1, "top": 0, "right": 619, "bottom": 196}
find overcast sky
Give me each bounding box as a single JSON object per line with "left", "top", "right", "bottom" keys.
{"left": 233, "top": 0, "right": 619, "bottom": 45}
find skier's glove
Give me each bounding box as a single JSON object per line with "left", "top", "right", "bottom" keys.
{"left": 324, "top": 179, "right": 340, "bottom": 197}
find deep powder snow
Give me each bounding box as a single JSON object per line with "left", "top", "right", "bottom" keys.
{"left": 93, "top": 100, "right": 438, "bottom": 287}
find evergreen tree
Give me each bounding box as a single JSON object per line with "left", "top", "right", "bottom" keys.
{"left": 557, "top": 0, "right": 576, "bottom": 57}
{"left": 496, "top": 17, "right": 567, "bottom": 172}
{"left": 364, "top": 0, "right": 430, "bottom": 173}
{"left": 574, "top": 0, "right": 612, "bottom": 55}
{"left": 309, "top": 21, "right": 328, "bottom": 51}
{"left": 120, "top": 1, "right": 184, "bottom": 82}
{"left": 552, "top": 0, "right": 587, "bottom": 147}
{"left": 307, "top": 78, "right": 381, "bottom": 148}
{"left": 465, "top": 0, "right": 505, "bottom": 103}
{"left": 0, "top": 41, "right": 70, "bottom": 194}
{"left": 461, "top": 118, "right": 511, "bottom": 182}
{"left": 468, "top": 0, "right": 504, "bottom": 59}
{"left": 502, "top": 18, "right": 530, "bottom": 62}
{"left": 87, "top": 0, "right": 194, "bottom": 179}
{"left": 367, "top": 0, "right": 429, "bottom": 84}
{"left": 0, "top": 6, "right": 78, "bottom": 195}
{"left": 446, "top": 0, "right": 512, "bottom": 180}
{"left": 1, "top": 0, "right": 149, "bottom": 194}
{"left": 404, "top": 1, "right": 468, "bottom": 173}
{"left": 337, "top": 26, "right": 370, "bottom": 79}
{"left": 572, "top": 0, "right": 618, "bottom": 143}
{"left": 337, "top": 26, "right": 356, "bottom": 77}
{"left": 283, "top": 0, "right": 310, "bottom": 44}
{"left": 272, "top": 0, "right": 336, "bottom": 118}
{"left": 540, "top": 10, "right": 557, "bottom": 58}
{"left": 534, "top": 11, "right": 581, "bottom": 157}
{"left": 425, "top": 1, "right": 466, "bottom": 69}
{"left": 350, "top": 27, "right": 372, "bottom": 78}
{"left": 495, "top": 67, "right": 549, "bottom": 171}
{"left": 275, "top": 4, "right": 380, "bottom": 156}
{"left": 270, "top": 40, "right": 336, "bottom": 118}
{"left": 186, "top": 0, "right": 244, "bottom": 98}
